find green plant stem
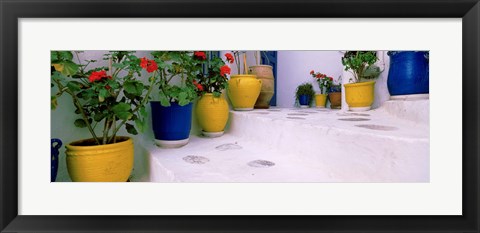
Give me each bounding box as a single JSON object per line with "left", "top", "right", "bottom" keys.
{"left": 102, "top": 117, "right": 109, "bottom": 145}
{"left": 54, "top": 79, "right": 101, "bottom": 145}
{"left": 107, "top": 73, "right": 156, "bottom": 144}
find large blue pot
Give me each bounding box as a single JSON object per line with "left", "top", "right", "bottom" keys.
{"left": 387, "top": 51, "right": 429, "bottom": 96}
{"left": 51, "top": 138, "right": 62, "bottom": 182}
{"left": 298, "top": 94, "right": 311, "bottom": 106}
{"left": 150, "top": 101, "right": 192, "bottom": 141}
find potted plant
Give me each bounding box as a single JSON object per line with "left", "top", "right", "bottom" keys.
{"left": 310, "top": 70, "right": 333, "bottom": 108}
{"left": 149, "top": 51, "right": 199, "bottom": 148}
{"left": 227, "top": 51, "right": 262, "bottom": 111}
{"left": 194, "top": 52, "right": 232, "bottom": 137}
{"left": 341, "top": 51, "right": 382, "bottom": 111}
{"left": 328, "top": 80, "right": 342, "bottom": 109}
{"left": 250, "top": 51, "right": 275, "bottom": 109}
{"left": 295, "top": 83, "right": 315, "bottom": 108}
{"left": 51, "top": 51, "right": 156, "bottom": 182}
{"left": 387, "top": 51, "right": 429, "bottom": 99}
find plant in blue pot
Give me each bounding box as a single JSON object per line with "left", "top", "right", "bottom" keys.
{"left": 150, "top": 51, "right": 201, "bottom": 148}
{"left": 51, "top": 138, "right": 62, "bottom": 182}
{"left": 387, "top": 51, "right": 429, "bottom": 99}
{"left": 295, "top": 83, "right": 315, "bottom": 108}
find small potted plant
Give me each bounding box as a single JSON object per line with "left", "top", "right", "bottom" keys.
{"left": 295, "top": 83, "right": 315, "bottom": 108}
{"left": 51, "top": 51, "right": 156, "bottom": 182}
{"left": 194, "top": 52, "right": 232, "bottom": 137}
{"left": 341, "top": 51, "right": 382, "bottom": 111}
{"left": 227, "top": 51, "right": 262, "bottom": 111}
{"left": 149, "top": 51, "right": 199, "bottom": 148}
{"left": 328, "top": 78, "right": 342, "bottom": 109}
{"left": 310, "top": 70, "right": 333, "bottom": 108}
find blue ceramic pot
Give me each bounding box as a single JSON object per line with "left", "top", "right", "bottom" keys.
{"left": 298, "top": 94, "right": 310, "bottom": 106}
{"left": 150, "top": 101, "right": 192, "bottom": 141}
{"left": 51, "top": 138, "right": 62, "bottom": 182}
{"left": 387, "top": 51, "right": 429, "bottom": 96}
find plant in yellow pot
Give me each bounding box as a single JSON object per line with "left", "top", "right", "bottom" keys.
{"left": 228, "top": 51, "right": 262, "bottom": 111}
{"left": 51, "top": 51, "right": 157, "bottom": 182}
{"left": 194, "top": 52, "right": 233, "bottom": 137}
{"left": 341, "top": 51, "right": 382, "bottom": 111}
{"left": 310, "top": 70, "right": 333, "bottom": 108}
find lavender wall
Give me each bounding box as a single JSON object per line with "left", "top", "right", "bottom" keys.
{"left": 276, "top": 50, "right": 390, "bottom": 108}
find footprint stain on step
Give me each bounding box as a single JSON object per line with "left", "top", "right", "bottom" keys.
{"left": 288, "top": 113, "right": 309, "bottom": 116}
{"left": 248, "top": 160, "right": 275, "bottom": 168}
{"left": 338, "top": 118, "right": 370, "bottom": 121}
{"left": 337, "top": 112, "right": 370, "bottom": 117}
{"left": 355, "top": 124, "right": 398, "bottom": 131}
{"left": 286, "top": 117, "right": 306, "bottom": 120}
{"left": 215, "top": 143, "right": 242, "bottom": 151}
{"left": 183, "top": 155, "right": 210, "bottom": 164}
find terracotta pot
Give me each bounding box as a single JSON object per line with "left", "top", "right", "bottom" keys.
{"left": 195, "top": 93, "right": 229, "bottom": 137}
{"left": 249, "top": 65, "right": 275, "bottom": 109}
{"left": 227, "top": 74, "right": 262, "bottom": 111}
{"left": 66, "top": 136, "right": 133, "bottom": 182}
{"left": 328, "top": 92, "right": 342, "bottom": 109}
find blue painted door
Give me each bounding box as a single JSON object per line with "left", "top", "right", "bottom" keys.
{"left": 261, "top": 51, "right": 277, "bottom": 106}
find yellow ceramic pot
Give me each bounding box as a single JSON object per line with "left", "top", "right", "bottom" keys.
{"left": 66, "top": 136, "right": 134, "bottom": 182}
{"left": 196, "top": 93, "right": 229, "bottom": 136}
{"left": 315, "top": 94, "right": 328, "bottom": 108}
{"left": 344, "top": 81, "right": 375, "bottom": 111}
{"left": 227, "top": 74, "right": 262, "bottom": 111}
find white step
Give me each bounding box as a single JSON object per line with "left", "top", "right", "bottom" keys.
{"left": 143, "top": 107, "right": 429, "bottom": 183}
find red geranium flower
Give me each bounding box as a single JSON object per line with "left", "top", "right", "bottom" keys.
{"left": 140, "top": 57, "right": 158, "bottom": 73}
{"left": 315, "top": 73, "right": 321, "bottom": 78}
{"left": 310, "top": 70, "right": 314, "bottom": 75}
{"left": 225, "top": 53, "right": 234, "bottom": 63}
{"left": 140, "top": 57, "right": 148, "bottom": 69}
{"left": 197, "top": 84, "right": 204, "bottom": 91}
{"left": 329, "top": 77, "right": 333, "bottom": 81}
{"left": 194, "top": 51, "right": 206, "bottom": 60}
{"left": 88, "top": 70, "right": 108, "bottom": 83}
{"left": 220, "top": 65, "right": 231, "bottom": 77}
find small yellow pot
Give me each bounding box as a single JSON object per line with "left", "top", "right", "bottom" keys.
{"left": 227, "top": 74, "right": 262, "bottom": 111}
{"left": 66, "top": 136, "right": 134, "bottom": 182}
{"left": 344, "top": 81, "right": 375, "bottom": 111}
{"left": 196, "top": 93, "right": 229, "bottom": 135}
{"left": 315, "top": 94, "right": 328, "bottom": 108}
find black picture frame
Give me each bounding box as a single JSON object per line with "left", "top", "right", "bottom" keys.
{"left": 1, "top": 0, "right": 479, "bottom": 232}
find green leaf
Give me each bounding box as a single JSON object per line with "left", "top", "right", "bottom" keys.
{"left": 125, "top": 123, "right": 138, "bottom": 135}
{"left": 99, "top": 89, "right": 108, "bottom": 99}
{"left": 93, "top": 112, "right": 106, "bottom": 122}
{"left": 66, "top": 81, "right": 82, "bottom": 92}
{"left": 51, "top": 52, "right": 59, "bottom": 62}
{"left": 58, "top": 51, "right": 73, "bottom": 61}
{"left": 139, "top": 106, "right": 147, "bottom": 118}
{"left": 134, "top": 118, "right": 145, "bottom": 133}
{"left": 124, "top": 81, "right": 136, "bottom": 95}
{"left": 112, "top": 103, "right": 132, "bottom": 120}
{"left": 60, "top": 61, "right": 79, "bottom": 76}
{"left": 51, "top": 96, "right": 57, "bottom": 110}
{"left": 74, "top": 119, "right": 87, "bottom": 128}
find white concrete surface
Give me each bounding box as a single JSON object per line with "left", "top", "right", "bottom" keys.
{"left": 146, "top": 103, "right": 429, "bottom": 183}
